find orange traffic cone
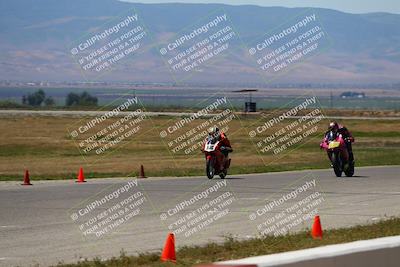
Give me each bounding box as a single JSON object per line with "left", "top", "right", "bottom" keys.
{"left": 311, "top": 215, "right": 323, "bottom": 239}
{"left": 21, "top": 170, "right": 32, "bottom": 185}
{"left": 161, "top": 232, "right": 176, "bottom": 263}
{"left": 76, "top": 167, "right": 86, "bottom": 183}
{"left": 137, "top": 165, "right": 147, "bottom": 178}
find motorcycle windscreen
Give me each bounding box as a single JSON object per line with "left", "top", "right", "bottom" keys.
{"left": 327, "top": 131, "right": 337, "bottom": 141}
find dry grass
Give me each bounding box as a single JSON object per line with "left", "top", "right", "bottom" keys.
{"left": 54, "top": 217, "right": 400, "bottom": 267}
{"left": 0, "top": 113, "right": 399, "bottom": 180}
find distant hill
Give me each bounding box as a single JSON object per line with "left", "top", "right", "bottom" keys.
{"left": 0, "top": 0, "right": 399, "bottom": 84}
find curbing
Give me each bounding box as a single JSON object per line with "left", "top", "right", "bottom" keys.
{"left": 196, "top": 235, "right": 400, "bottom": 267}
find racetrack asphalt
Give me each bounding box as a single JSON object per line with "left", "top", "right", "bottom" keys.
{"left": 0, "top": 165, "right": 399, "bottom": 267}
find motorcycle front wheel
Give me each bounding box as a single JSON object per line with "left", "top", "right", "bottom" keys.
{"left": 331, "top": 152, "right": 342, "bottom": 177}
{"left": 206, "top": 157, "right": 215, "bottom": 179}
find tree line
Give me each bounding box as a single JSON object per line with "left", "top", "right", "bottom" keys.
{"left": 22, "top": 90, "right": 98, "bottom": 107}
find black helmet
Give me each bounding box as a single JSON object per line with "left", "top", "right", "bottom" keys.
{"left": 328, "top": 121, "right": 339, "bottom": 132}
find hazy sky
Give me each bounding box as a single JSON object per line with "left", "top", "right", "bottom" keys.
{"left": 122, "top": 0, "right": 400, "bottom": 14}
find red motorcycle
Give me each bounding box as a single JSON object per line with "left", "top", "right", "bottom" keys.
{"left": 320, "top": 131, "right": 354, "bottom": 177}
{"left": 202, "top": 136, "right": 232, "bottom": 179}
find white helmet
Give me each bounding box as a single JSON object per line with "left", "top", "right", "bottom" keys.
{"left": 208, "top": 126, "right": 219, "bottom": 135}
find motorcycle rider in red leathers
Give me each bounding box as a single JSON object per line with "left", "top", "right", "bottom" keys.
{"left": 204, "top": 126, "right": 232, "bottom": 172}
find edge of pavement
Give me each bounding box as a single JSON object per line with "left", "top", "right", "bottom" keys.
{"left": 0, "top": 165, "right": 399, "bottom": 188}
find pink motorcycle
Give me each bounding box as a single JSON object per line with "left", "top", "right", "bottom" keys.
{"left": 320, "top": 131, "right": 354, "bottom": 177}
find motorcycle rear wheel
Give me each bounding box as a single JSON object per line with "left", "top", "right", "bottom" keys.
{"left": 331, "top": 152, "right": 342, "bottom": 177}
{"left": 219, "top": 169, "right": 227, "bottom": 179}
{"left": 344, "top": 161, "right": 355, "bottom": 177}
{"left": 206, "top": 158, "right": 215, "bottom": 179}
